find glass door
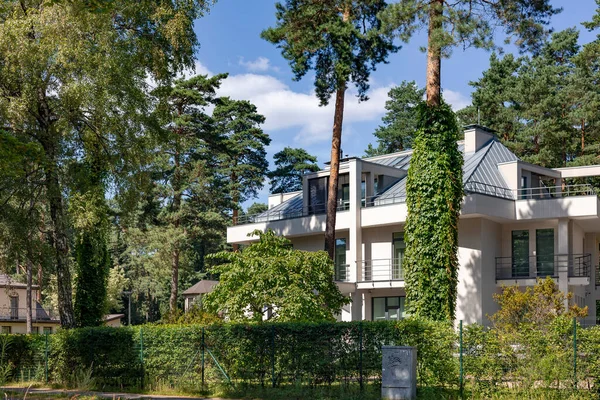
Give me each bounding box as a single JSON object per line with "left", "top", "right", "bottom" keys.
{"left": 536, "top": 229, "right": 554, "bottom": 276}
{"left": 392, "top": 233, "right": 405, "bottom": 280}
{"left": 335, "top": 239, "right": 347, "bottom": 280}
{"left": 512, "top": 230, "right": 530, "bottom": 278}
{"left": 9, "top": 296, "right": 18, "bottom": 320}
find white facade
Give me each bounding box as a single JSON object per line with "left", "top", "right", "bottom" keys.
{"left": 227, "top": 126, "right": 600, "bottom": 325}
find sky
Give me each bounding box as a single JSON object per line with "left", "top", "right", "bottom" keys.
{"left": 190, "top": 0, "right": 599, "bottom": 207}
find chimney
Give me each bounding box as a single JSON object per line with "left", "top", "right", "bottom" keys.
{"left": 464, "top": 125, "right": 495, "bottom": 153}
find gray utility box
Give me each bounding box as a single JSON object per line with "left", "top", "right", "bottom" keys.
{"left": 381, "top": 346, "right": 417, "bottom": 400}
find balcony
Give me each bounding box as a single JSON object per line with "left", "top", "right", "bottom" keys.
{"left": 234, "top": 201, "right": 348, "bottom": 226}
{"left": 495, "top": 254, "right": 591, "bottom": 281}
{"left": 0, "top": 307, "right": 59, "bottom": 322}
{"left": 358, "top": 258, "right": 404, "bottom": 287}
{"left": 335, "top": 264, "right": 350, "bottom": 282}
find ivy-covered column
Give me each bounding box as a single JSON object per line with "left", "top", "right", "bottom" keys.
{"left": 404, "top": 103, "right": 463, "bottom": 322}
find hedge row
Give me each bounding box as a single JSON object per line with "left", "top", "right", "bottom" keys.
{"left": 1, "top": 319, "right": 457, "bottom": 390}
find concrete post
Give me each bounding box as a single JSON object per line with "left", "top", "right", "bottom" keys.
{"left": 349, "top": 160, "right": 362, "bottom": 283}
{"left": 382, "top": 346, "right": 417, "bottom": 400}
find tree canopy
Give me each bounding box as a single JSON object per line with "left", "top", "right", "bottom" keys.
{"left": 203, "top": 230, "right": 349, "bottom": 322}
{"left": 268, "top": 147, "right": 319, "bottom": 194}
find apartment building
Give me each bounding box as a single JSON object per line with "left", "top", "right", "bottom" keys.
{"left": 227, "top": 126, "right": 600, "bottom": 325}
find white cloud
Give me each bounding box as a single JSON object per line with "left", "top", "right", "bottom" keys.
{"left": 180, "top": 61, "right": 213, "bottom": 79}
{"left": 217, "top": 73, "right": 391, "bottom": 145}
{"left": 442, "top": 89, "right": 471, "bottom": 111}
{"left": 239, "top": 57, "right": 279, "bottom": 73}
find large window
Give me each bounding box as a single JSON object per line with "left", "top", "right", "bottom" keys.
{"left": 372, "top": 296, "right": 406, "bottom": 321}
{"left": 536, "top": 229, "right": 554, "bottom": 276}
{"left": 308, "top": 176, "right": 328, "bottom": 214}
{"left": 512, "top": 230, "right": 530, "bottom": 277}
{"left": 392, "top": 232, "right": 405, "bottom": 280}
{"left": 335, "top": 239, "right": 347, "bottom": 280}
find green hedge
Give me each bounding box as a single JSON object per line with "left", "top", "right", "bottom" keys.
{"left": 0, "top": 319, "right": 457, "bottom": 390}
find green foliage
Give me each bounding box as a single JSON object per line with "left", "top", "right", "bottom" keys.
{"left": 267, "top": 147, "right": 319, "bottom": 194}
{"left": 203, "top": 230, "right": 349, "bottom": 322}
{"left": 380, "top": 0, "right": 560, "bottom": 55}
{"left": 50, "top": 327, "right": 140, "bottom": 387}
{"left": 262, "top": 0, "right": 398, "bottom": 105}
{"left": 404, "top": 102, "right": 463, "bottom": 322}
{"left": 365, "top": 81, "right": 425, "bottom": 156}
{"left": 245, "top": 202, "right": 269, "bottom": 216}
{"left": 161, "top": 305, "right": 222, "bottom": 325}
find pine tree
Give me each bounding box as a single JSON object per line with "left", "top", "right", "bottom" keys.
{"left": 268, "top": 147, "right": 319, "bottom": 194}
{"left": 365, "top": 81, "right": 425, "bottom": 156}
{"left": 381, "top": 0, "right": 559, "bottom": 321}
{"left": 262, "top": 0, "right": 398, "bottom": 259}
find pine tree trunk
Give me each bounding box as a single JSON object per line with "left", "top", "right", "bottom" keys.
{"left": 426, "top": 0, "right": 443, "bottom": 107}
{"left": 231, "top": 171, "right": 239, "bottom": 252}
{"left": 26, "top": 258, "right": 33, "bottom": 334}
{"left": 170, "top": 150, "right": 181, "bottom": 314}
{"left": 325, "top": 85, "right": 346, "bottom": 260}
{"left": 581, "top": 119, "right": 585, "bottom": 152}
{"left": 37, "top": 264, "right": 42, "bottom": 303}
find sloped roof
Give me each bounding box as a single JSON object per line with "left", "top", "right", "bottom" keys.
{"left": 183, "top": 280, "right": 218, "bottom": 296}
{"left": 0, "top": 274, "right": 40, "bottom": 289}
{"left": 255, "top": 137, "right": 520, "bottom": 214}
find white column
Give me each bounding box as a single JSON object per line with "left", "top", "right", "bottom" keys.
{"left": 348, "top": 160, "right": 363, "bottom": 283}
{"left": 585, "top": 233, "right": 597, "bottom": 320}
{"left": 558, "top": 218, "right": 570, "bottom": 309}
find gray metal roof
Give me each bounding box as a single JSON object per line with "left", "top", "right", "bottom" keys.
{"left": 257, "top": 138, "right": 521, "bottom": 213}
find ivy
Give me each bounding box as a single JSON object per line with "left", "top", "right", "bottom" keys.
{"left": 404, "top": 102, "right": 463, "bottom": 322}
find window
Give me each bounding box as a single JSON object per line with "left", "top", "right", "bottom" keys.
{"left": 1, "top": 326, "right": 11, "bottom": 334}
{"left": 339, "top": 183, "right": 350, "bottom": 210}
{"left": 9, "top": 296, "right": 18, "bottom": 320}
{"left": 308, "top": 176, "right": 328, "bottom": 214}
{"left": 372, "top": 297, "right": 406, "bottom": 321}
{"left": 335, "top": 239, "right": 347, "bottom": 280}
{"left": 32, "top": 326, "right": 39, "bottom": 334}
{"left": 392, "top": 233, "right": 405, "bottom": 280}
{"left": 512, "top": 230, "right": 530, "bottom": 278}
{"left": 520, "top": 176, "right": 528, "bottom": 199}
{"left": 536, "top": 229, "right": 554, "bottom": 277}
{"left": 43, "top": 327, "right": 52, "bottom": 334}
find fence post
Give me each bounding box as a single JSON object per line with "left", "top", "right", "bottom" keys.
{"left": 573, "top": 317, "right": 577, "bottom": 389}
{"left": 140, "top": 328, "right": 145, "bottom": 390}
{"left": 201, "top": 327, "right": 205, "bottom": 388}
{"left": 44, "top": 331, "right": 48, "bottom": 384}
{"left": 459, "top": 320, "right": 463, "bottom": 395}
{"left": 271, "top": 325, "right": 276, "bottom": 388}
{"left": 359, "top": 322, "right": 363, "bottom": 391}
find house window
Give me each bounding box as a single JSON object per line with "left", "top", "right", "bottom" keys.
{"left": 9, "top": 296, "right": 18, "bottom": 320}
{"left": 520, "top": 176, "right": 528, "bottom": 199}
{"left": 339, "top": 183, "right": 350, "bottom": 210}
{"left": 32, "top": 326, "right": 39, "bottom": 334}
{"left": 1, "top": 326, "right": 11, "bottom": 334}
{"left": 335, "top": 239, "right": 347, "bottom": 280}
{"left": 43, "top": 327, "right": 52, "bottom": 334}
{"left": 308, "top": 176, "right": 328, "bottom": 214}
{"left": 512, "top": 230, "right": 530, "bottom": 278}
{"left": 536, "top": 229, "right": 554, "bottom": 277}
{"left": 392, "top": 233, "right": 405, "bottom": 280}
{"left": 372, "top": 297, "right": 406, "bottom": 321}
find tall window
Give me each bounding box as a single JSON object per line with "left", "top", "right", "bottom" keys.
{"left": 335, "top": 238, "right": 347, "bottom": 281}
{"left": 372, "top": 296, "right": 406, "bottom": 321}
{"left": 9, "top": 296, "right": 18, "bottom": 320}
{"left": 512, "top": 230, "right": 530, "bottom": 277}
{"left": 536, "top": 229, "right": 554, "bottom": 277}
{"left": 392, "top": 232, "right": 405, "bottom": 280}
{"left": 308, "top": 176, "right": 328, "bottom": 214}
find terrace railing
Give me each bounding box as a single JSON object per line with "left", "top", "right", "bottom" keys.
{"left": 0, "top": 307, "right": 59, "bottom": 321}
{"left": 359, "top": 258, "right": 404, "bottom": 282}
{"left": 335, "top": 264, "right": 350, "bottom": 282}
{"left": 495, "top": 253, "right": 591, "bottom": 280}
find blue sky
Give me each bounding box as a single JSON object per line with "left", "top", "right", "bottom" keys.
{"left": 192, "top": 0, "right": 599, "bottom": 207}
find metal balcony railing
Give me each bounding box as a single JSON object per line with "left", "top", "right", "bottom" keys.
{"left": 0, "top": 307, "right": 59, "bottom": 322}
{"left": 234, "top": 201, "right": 349, "bottom": 226}
{"left": 495, "top": 254, "right": 591, "bottom": 280}
{"left": 514, "top": 184, "right": 597, "bottom": 200}
{"left": 359, "top": 259, "right": 404, "bottom": 282}
{"left": 334, "top": 264, "right": 350, "bottom": 282}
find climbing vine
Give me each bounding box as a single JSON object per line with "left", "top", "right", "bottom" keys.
{"left": 404, "top": 102, "right": 463, "bottom": 321}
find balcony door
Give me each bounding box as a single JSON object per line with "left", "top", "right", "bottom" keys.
{"left": 536, "top": 229, "right": 554, "bottom": 277}
{"left": 512, "top": 230, "right": 530, "bottom": 278}
{"left": 392, "top": 232, "right": 405, "bottom": 280}
{"left": 9, "top": 296, "right": 18, "bottom": 320}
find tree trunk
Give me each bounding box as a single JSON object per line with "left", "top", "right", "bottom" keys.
{"left": 581, "top": 119, "right": 585, "bottom": 152}
{"left": 26, "top": 258, "right": 33, "bottom": 334}
{"left": 325, "top": 85, "right": 346, "bottom": 260}
{"left": 426, "top": 0, "right": 443, "bottom": 107}
{"left": 37, "top": 263, "right": 42, "bottom": 303}
{"left": 42, "top": 140, "right": 75, "bottom": 329}
{"left": 169, "top": 150, "right": 182, "bottom": 314}
{"left": 231, "top": 172, "right": 239, "bottom": 252}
